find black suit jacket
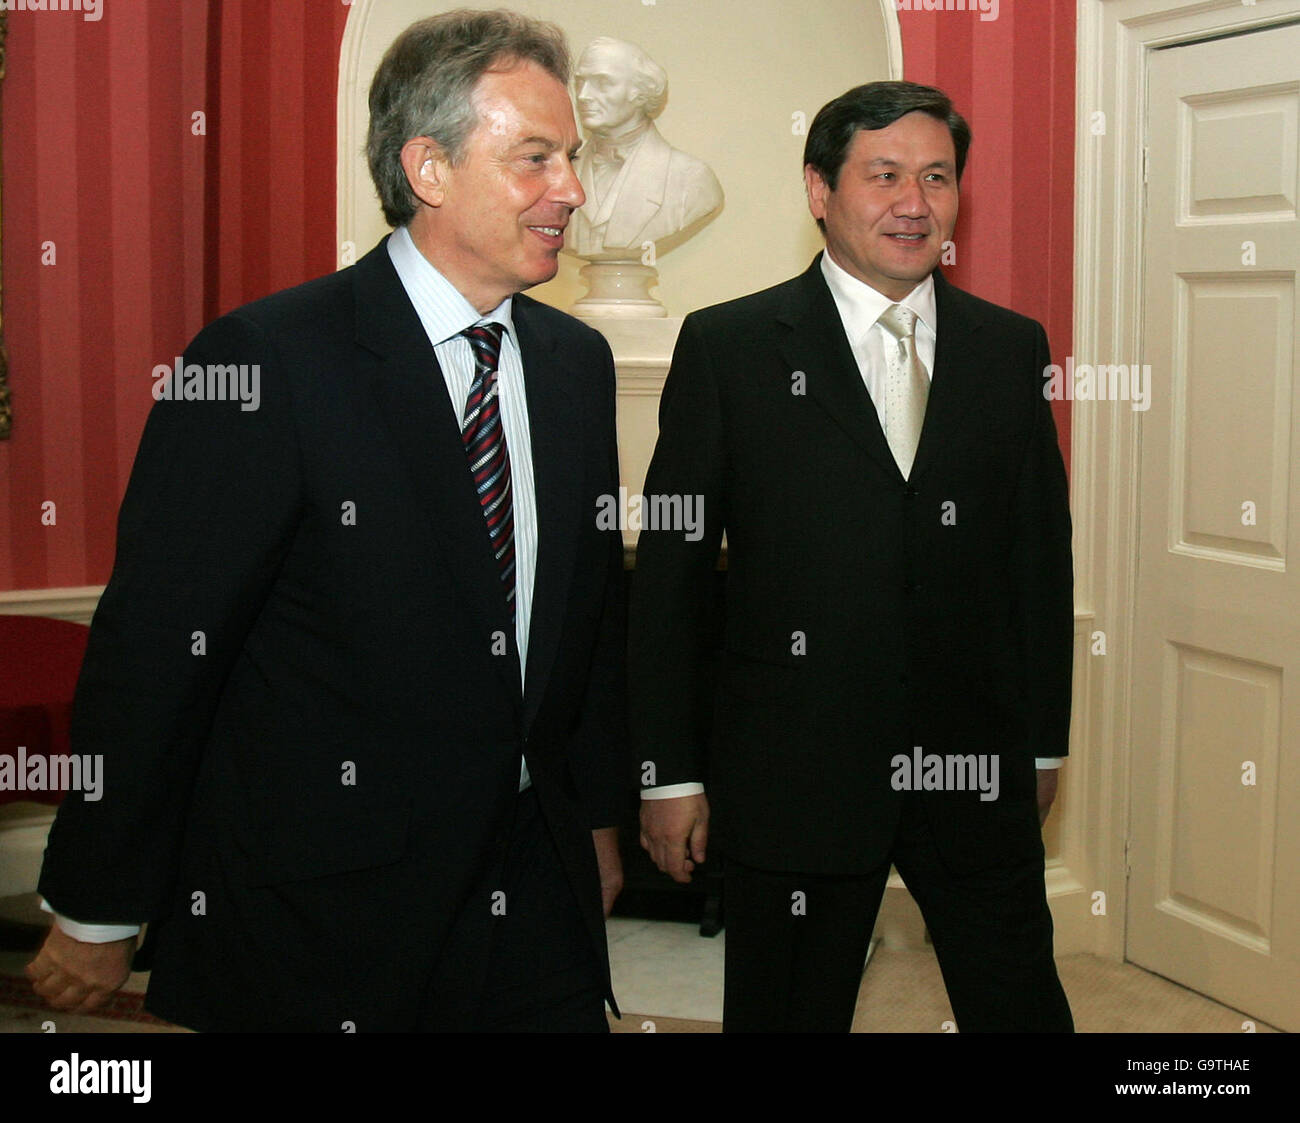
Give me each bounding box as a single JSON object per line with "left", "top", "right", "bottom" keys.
{"left": 629, "top": 256, "right": 1072, "bottom": 876}
{"left": 38, "top": 238, "right": 626, "bottom": 1031}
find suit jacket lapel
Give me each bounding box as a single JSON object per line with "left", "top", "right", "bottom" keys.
{"left": 512, "top": 296, "right": 583, "bottom": 729}
{"left": 907, "top": 269, "right": 988, "bottom": 485}
{"left": 781, "top": 257, "right": 993, "bottom": 487}
{"left": 778, "top": 255, "right": 901, "bottom": 481}
{"left": 353, "top": 238, "right": 522, "bottom": 705}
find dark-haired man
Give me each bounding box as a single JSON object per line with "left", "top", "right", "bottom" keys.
{"left": 29, "top": 9, "right": 625, "bottom": 1032}
{"left": 631, "top": 81, "right": 1074, "bottom": 1032}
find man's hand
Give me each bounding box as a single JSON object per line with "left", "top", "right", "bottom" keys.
{"left": 592, "top": 826, "right": 623, "bottom": 917}
{"left": 640, "top": 793, "right": 709, "bottom": 883}
{"left": 1036, "top": 768, "right": 1060, "bottom": 826}
{"left": 25, "top": 925, "right": 137, "bottom": 1014}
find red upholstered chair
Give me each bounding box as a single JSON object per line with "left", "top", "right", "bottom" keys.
{"left": 0, "top": 615, "right": 91, "bottom": 899}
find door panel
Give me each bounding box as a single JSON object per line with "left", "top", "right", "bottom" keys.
{"left": 1131, "top": 22, "right": 1300, "bottom": 1031}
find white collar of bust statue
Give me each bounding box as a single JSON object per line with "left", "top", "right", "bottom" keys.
{"left": 586, "top": 119, "right": 653, "bottom": 166}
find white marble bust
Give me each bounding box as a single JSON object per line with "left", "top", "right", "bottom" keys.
{"left": 567, "top": 37, "right": 724, "bottom": 260}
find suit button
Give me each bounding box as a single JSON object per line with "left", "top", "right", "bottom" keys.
{"left": 903, "top": 486, "right": 918, "bottom": 498}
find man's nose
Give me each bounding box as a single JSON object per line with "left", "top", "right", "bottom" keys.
{"left": 894, "top": 174, "right": 930, "bottom": 216}
{"left": 555, "top": 155, "right": 585, "bottom": 209}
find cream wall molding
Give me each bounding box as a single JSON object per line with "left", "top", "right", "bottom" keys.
{"left": 0, "top": 586, "right": 102, "bottom": 625}
{"left": 876, "top": 0, "right": 905, "bottom": 78}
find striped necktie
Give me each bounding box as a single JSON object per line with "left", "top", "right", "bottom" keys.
{"left": 460, "top": 322, "right": 515, "bottom": 619}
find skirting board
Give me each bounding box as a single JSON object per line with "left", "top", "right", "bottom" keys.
{"left": 0, "top": 587, "right": 103, "bottom": 626}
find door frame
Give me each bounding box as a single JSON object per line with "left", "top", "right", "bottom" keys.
{"left": 1073, "top": 0, "right": 1300, "bottom": 961}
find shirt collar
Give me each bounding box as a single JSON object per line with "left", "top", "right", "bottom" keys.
{"left": 387, "top": 223, "right": 516, "bottom": 347}
{"left": 819, "top": 247, "right": 936, "bottom": 341}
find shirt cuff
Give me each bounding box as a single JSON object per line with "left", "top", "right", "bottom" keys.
{"left": 40, "top": 900, "right": 141, "bottom": 943}
{"left": 1034, "top": 757, "right": 1065, "bottom": 770}
{"left": 640, "top": 782, "right": 705, "bottom": 800}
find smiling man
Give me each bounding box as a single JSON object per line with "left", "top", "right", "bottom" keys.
{"left": 29, "top": 10, "right": 626, "bottom": 1033}
{"left": 630, "top": 82, "right": 1075, "bottom": 1032}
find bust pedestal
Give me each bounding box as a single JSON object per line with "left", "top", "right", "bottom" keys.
{"left": 574, "top": 261, "right": 667, "bottom": 319}
{"left": 573, "top": 315, "right": 683, "bottom": 553}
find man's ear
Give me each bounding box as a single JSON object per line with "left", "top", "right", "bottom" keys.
{"left": 400, "top": 137, "right": 449, "bottom": 209}
{"left": 804, "top": 164, "right": 831, "bottom": 223}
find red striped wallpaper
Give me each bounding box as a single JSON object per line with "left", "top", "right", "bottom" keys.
{"left": 899, "top": 0, "right": 1076, "bottom": 468}
{"left": 1, "top": 0, "right": 348, "bottom": 592}
{"left": 1, "top": 1, "right": 1073, "bottom": 594}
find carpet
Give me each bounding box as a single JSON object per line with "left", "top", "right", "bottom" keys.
{"left": 0, "top": 972, "right": 178, "bottom": 1030}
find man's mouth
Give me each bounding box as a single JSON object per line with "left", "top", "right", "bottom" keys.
{"left": 887, "top": 233, "right": 928, "bottom": 242}
{"left": 528, "top": 224, "right": 567, "bottom": 250}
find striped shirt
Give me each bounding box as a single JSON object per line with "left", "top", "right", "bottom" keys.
{"left": 388, "top": 225, "right": 538, "bottom": 790}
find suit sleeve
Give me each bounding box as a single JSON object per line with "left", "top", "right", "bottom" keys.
{"left": 566, "top": 341, "right": 629, "bottom": 828}
{"left": 37, "top": 312, "right": 302, "bottom": 923}
{"left": 627, "top": 313, "right": 728, "bottom": 792}
{"left": 1009, "top": 323, "right": 1074, "bottom": 759}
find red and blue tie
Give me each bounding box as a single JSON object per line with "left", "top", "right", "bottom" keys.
{"left": 460, "top": 322, "right": 515, "bottom": 619}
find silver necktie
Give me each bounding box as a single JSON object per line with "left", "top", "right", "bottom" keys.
{"left": 876, "top": 303, "right": 929, "bottom": 479}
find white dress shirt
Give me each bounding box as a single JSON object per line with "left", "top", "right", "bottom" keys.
{"left": 642, "top": 250, "right": 1060, "bottom": 804}
{"left": 46, "top": 227, "right": 544, "bottom": 941}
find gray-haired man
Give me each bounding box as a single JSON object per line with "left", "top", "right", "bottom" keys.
{"left": 29, "top": 9, "right": 626, "bottom": 1033}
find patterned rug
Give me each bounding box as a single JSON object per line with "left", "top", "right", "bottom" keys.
{"left": 0, "top": 972, "right": 175, "bottom": 1027}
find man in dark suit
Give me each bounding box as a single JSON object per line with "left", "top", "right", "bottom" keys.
{"left": 27, "top": 10, "right": 625, "bottom": 1032}
{"left": 631, "top": 81, "right": 1074, "bottom": 1032}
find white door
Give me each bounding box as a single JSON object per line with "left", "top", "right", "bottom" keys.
{"left": 1130, "top": 21, "right": 1300, "bottom": 1032}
